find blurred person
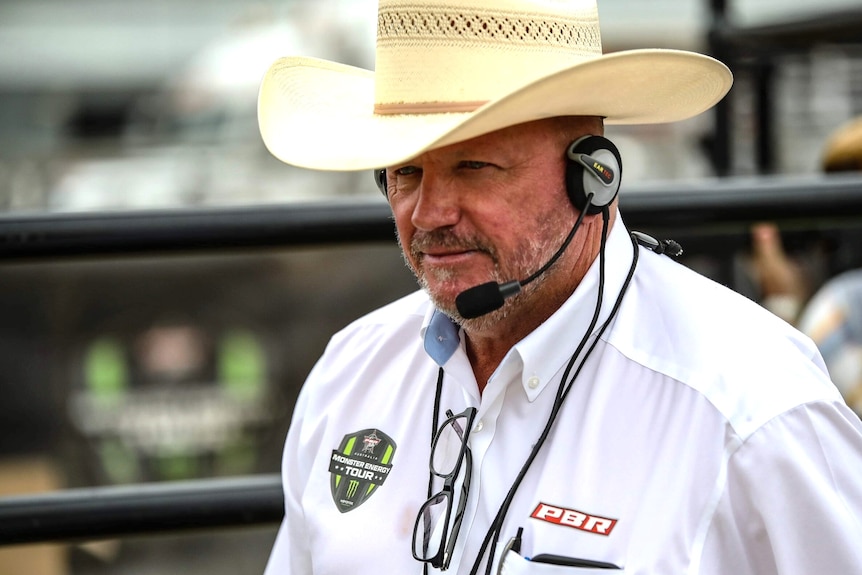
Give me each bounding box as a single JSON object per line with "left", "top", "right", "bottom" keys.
{"left": 751, "top": 116, "right": 862, "bottom": 417}
{"left": 795, "top": 117, "right": 862, "bottom": 416}
{"left": 257, "top": 1, "right": 862, "bottom": 574}
{"left": 748, "top": 221, "right": 812, "bottom": 324}
{"left": 751, "top": 116, "right": 862, "bottom": 324}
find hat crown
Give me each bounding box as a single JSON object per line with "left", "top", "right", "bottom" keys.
{"left": 374, "top": 0, "right": 603, "bottom": 114}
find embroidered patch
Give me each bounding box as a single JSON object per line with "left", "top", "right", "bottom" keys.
{"left": 329, "top": 429, "right": 397, "bottom": 513}
{"left": 531, "top": 502, "right": 617, "bottom": 536}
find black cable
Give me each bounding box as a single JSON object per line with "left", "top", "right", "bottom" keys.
{"left": 469, "top": 208, "right": 609, "bottom": 575}
{"left": 423, "top": 367, "right": 445, "bottom": 575}
{"left": 471, "top": 207, "right": 641, "bottom": 575}
{"left": 520, "top": 192, "right": 593, "bottom": 287}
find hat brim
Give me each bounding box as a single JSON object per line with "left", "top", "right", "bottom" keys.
{"left": 258, "top": 49, "right": 732, "bottom": 171}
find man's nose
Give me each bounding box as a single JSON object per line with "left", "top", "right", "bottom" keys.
{"left": 410, "top": 174, "right": 461, "bottom": 231}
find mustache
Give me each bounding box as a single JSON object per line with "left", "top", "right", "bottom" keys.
{"left": 409, "top": 230, "right": 496, "bottom": 261}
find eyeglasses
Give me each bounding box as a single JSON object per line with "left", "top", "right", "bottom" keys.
{"left": 412, "top": 406, "right": 477, "bottom": 571}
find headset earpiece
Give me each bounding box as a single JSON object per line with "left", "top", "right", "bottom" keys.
{"left": 374, "top": 169, "right": 388, "bottom": 198}
{"left": 565, "top": 135, "right": 622, "bottom": 214}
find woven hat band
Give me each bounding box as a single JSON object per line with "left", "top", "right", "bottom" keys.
{"left": 374, "top": 0, "right": 603, "bottom": 112}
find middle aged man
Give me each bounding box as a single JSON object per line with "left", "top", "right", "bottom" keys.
{"left": 256, "top": 1, "right": 862, "bottom": 574}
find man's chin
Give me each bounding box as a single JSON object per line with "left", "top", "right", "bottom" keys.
{"left": 425, "top": 288, "right": 512, "bottom": 331}
{"left": 424, "top": 290, "right": 459, "bottom": 318}
{"left": 419, "top": 275, "right": 505, "bottom": 317}
{"left": 422, "top": 279, "right": 470, "bottom": 304}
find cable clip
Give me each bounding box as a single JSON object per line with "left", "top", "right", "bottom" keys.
{"left": 631, "top": 231, "right": 683, "bottom": 257}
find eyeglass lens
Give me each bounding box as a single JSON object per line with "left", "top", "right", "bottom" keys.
{"left": 431, "top": 411, "right": 471, "bottom": 476}
{"left": 414, "top": 491, "right": 451, "bottom": 561}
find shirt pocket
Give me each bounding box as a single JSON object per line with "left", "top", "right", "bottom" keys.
{"left": 499, "top": 549, "right": 624, "bottom": 575}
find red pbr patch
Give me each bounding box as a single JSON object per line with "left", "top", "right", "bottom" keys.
{"left": 531, "top": 502, "right": 617, "bottom": 536}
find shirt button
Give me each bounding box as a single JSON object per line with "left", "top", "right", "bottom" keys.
{"left": 474, "top": 420, "right": 484, "bottom": 433}
{"left": 527, "top": 376, "right": 540, "bottom": 389}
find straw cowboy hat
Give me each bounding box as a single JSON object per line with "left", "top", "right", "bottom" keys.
{"left": 258, "top": 0, "right": 733, "bottom": 172}
{"left": 822, "top": 117, "right": 862, "bottom": 173}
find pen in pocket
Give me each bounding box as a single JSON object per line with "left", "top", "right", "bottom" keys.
{"left": 529, "top": 553, "right": 621, "bottom": 569}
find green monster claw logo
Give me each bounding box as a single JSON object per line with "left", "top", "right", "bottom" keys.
{"left": 329, "top": 429, "right": 396, "bottom": 513}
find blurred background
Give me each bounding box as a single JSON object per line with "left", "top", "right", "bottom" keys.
{"left": 0, "top": 0, "right": 861, "bottom": 573}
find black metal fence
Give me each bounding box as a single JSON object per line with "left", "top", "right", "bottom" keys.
{"left": 2, "top": 174, "right": 862, "bottom": 260}
{"left": 0, "top": 475, "right": 283, "bottom": 546}
{"left": 1, "top": 174, "right": 862, "bottom": 547}
{"left": 708, "top": 2, "right": 862, "bottom": 175}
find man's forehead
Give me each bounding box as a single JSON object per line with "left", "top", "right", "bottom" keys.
{"left": 407, "top": 117, "right": 600, "bottom": 163}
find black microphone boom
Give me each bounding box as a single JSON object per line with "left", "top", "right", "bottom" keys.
{"left": 453, "top": 194, "right": 595, "bottom": 319}
{"left": 455, "top": 280, "right": 521, "bottom": 320}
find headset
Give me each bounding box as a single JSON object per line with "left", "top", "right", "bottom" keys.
{"left": 564, "top": 134, "right": 622, "bottom": 214}
{"left": 374, "top": 135, "right": 624, "bottom": 319}
{"left": 374, "top": 167, "right": 388, "bottom": 197}
{"left": 373, "top": 134, "right": 622, "bottom": 215}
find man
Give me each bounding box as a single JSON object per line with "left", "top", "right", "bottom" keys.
{"left": 257, "top": 1, "right": 862, "bottom": 574}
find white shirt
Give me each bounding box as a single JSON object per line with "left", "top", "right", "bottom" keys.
{"left": 264, "top": 214, "right": 862, "bottom": 575}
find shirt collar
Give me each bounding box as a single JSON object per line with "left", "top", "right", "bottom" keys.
{"left": 423, "top": 307, "right": 460, "bottom": 366}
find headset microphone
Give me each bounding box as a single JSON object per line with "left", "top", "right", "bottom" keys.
{"left": 455, "top": 280, "right": 522, "bottom": 320}
{"left": 374, "top": 137, "right": 622, "bottom": 320}
{"left": 455, "top": 202, "right": 592, "bottom": 319}
{"left": 454, "top": 135, "right": 622, "bottom": 320}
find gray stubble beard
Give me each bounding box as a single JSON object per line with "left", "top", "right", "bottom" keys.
{"left": 396, "top": 227, "right": 564, "bottom": 332}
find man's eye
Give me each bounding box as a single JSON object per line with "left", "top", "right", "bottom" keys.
{"left": 394, "top": 166, "right": 420, "bottom": 177}
{"left": 460, "top": 161, "right": 489, "bottom": 170}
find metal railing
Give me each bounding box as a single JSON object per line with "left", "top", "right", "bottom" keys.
{"left": 2, "top": 174, "right": 862, "bottom": 261}
{"left": 0, "top": 475, "right": 283, "bottom": 546}
{"left": 708, "top": 2, "right": 862, "bottom": 175}
{"left": 0, "top": 174, "right": 861, "bottom": 547}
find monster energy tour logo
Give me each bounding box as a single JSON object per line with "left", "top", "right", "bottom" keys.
{"left": 329, "top": 429, "right": 396, "bottom": 513}
{"left": 330, "top": 452, "right": 391, "bottom": 483}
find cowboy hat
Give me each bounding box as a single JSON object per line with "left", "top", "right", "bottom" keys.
{"left": 258, "top": 0, "right": 733, "bottom": 172}
{"left": 822, "top": 117, "right": 862, "bottom": 173}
